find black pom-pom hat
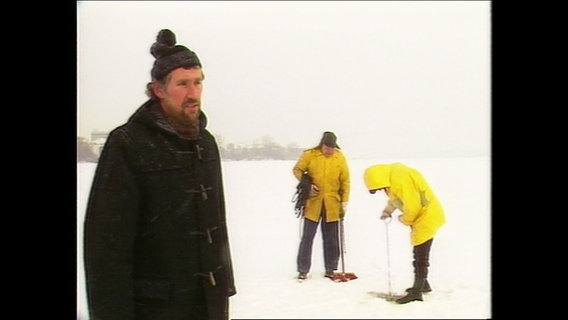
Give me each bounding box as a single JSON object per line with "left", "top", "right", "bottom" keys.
{"left": 150, "top": 29, "right": 201, "bottom": 80}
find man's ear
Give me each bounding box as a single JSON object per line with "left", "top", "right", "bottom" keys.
{"left": 152, "top": 82, "right": 166, "bottom": 99}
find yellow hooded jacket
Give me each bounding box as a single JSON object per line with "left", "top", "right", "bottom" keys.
{"left": 364, "top": 163, "right": 446, "bottom": 246}
{"left": 293, "top": 148, "right": 350, "bottom": 223}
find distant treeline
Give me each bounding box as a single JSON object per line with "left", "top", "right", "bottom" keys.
{"left": 77, "top": 135, "right": 306, "bottom": 163}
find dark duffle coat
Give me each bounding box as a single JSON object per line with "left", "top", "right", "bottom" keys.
{"left": 84, "top": 100, "right": 236, "bottom": 320}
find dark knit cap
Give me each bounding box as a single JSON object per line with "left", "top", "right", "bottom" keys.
{"left": 150, "top": 29, "right": 202, "bottom": 80}
{"left": 320, "top": 131, "right": 340, "bottom": 149}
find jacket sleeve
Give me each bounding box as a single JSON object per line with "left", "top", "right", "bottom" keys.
{"left": 383, "top": 199, "right": 400, "bottom": 215}
{"left": 338, "top": 153, "right": 350, "bottom": 203}
{"left": 84, "top": 129, "right": 140, "bottom": 319}
{"left": 394, "top": 170, "right": 424, "bottom": 226}
{"left": 292, "top": 150, "right": 311, "bottom": 181}
{"left": 210, "top": 134, "right": 237, "bottom": 297}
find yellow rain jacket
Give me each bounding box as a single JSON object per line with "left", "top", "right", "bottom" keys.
{"left": 364, "top": 163, "right": 446, "bottom": 246}
{"left": 293, "top": 148, "right": 350, "bottom": 223}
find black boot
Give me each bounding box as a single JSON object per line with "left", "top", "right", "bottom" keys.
{"left": 405, "top": 279, "right": 432, "bottom": 293}
{"left": 396, "top": 277, "right": 425, "bottom": 304}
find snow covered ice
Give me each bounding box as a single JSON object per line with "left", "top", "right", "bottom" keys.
{"left": 77, "top": 156, "right": 491, "bottom": 319}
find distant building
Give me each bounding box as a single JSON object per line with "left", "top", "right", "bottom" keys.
{"left": 90, "top": 131, "right": 109, "bottom": 156}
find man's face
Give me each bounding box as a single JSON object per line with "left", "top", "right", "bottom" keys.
{"left": 155, "top": 67, "right": 204, "bottom": 128}
{"left": 322, "top": 144, "right": 336, "bottom": 156}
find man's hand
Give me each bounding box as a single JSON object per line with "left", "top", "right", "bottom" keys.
{"left": 340, "top": 202, "right": 348, "bottom": 220}
{"left": 380, "top": 210, "right": 392, "bottom": 220}
{"left": 309, "top": 184, "right": 320, "bottom": 197}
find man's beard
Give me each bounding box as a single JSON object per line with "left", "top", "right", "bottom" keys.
{"left": 178, "top": 110, "right": 200, "bottom": 129}
{"left": 161, "top": 107, "right": 200, "bottom": 138}
{"left": 176, "top": 111, "right": 200, "bottom": 138}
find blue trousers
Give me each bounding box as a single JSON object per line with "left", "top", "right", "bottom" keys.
{"left": 297, "top": 208, "right": 339, "bottom": 274}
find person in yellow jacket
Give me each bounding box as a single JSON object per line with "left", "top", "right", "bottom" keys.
{"left": 293, "top": 132, "right": 350, "bottom": 281}
{"left": 364, "top": 162, "right": 446, "bottom": 304}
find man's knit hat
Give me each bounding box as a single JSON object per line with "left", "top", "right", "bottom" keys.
{"left": 150, "top": 29, "right": 201, "bottom": 80}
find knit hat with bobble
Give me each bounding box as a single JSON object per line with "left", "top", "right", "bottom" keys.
{"left": 150, "top": 29, "right": 201, "bottom": 80}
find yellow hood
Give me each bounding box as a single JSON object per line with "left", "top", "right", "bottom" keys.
{"left": 363, "top": 164, "right": 392, "bottom": 192}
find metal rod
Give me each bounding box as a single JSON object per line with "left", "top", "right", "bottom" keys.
{"left": 384, "top": 218, "right": 393, "bottom": 299}
{"left": 340, "top": 219, "right": 346, "bottom": 273}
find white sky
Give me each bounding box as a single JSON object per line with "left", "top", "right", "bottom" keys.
{"left": 77, "top": 1, "right": 491, "bottom": 159}
{"left": 78, "top": 156, "right": 491, "bottom": 319}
